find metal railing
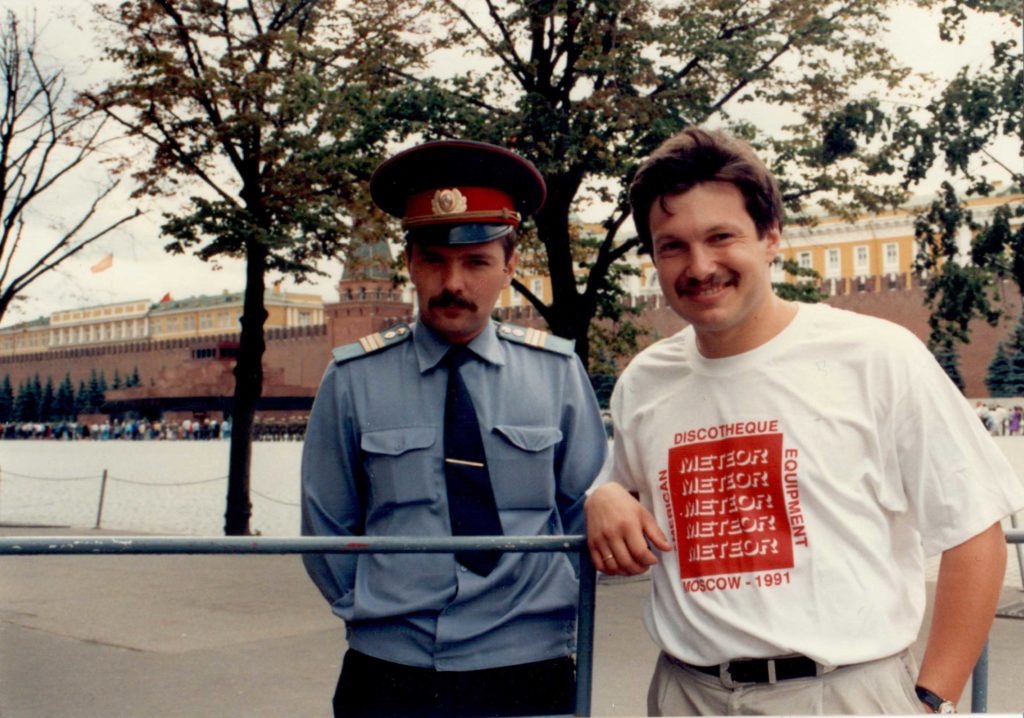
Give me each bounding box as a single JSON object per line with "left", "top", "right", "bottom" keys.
{"left": 972, "top": 527, "right": 1023, "bottom": 713}
{"left": 0, "top": 534, "right": 597, "bottom": 717}
{"left": 1, "top": 529, "right": 1022, "bottom": 715}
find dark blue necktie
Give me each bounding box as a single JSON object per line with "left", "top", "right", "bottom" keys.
{"left": 443, "top": 346, "right": 502, "bottom": 575}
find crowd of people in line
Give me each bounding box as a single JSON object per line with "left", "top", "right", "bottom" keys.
{"left": 0, "top": 416, "right": 309, "bottom": 441}
{"left": 976, "top": 403, "right": 1024, "bottom": 436}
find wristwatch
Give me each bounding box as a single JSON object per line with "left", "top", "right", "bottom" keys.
{"left": 915, "top": 685, "right": 956, "bottom": 714}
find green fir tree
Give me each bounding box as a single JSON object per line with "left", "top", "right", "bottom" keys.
{"left": 55, "top": 374, "right": 76, "bottom": 420}
{"left": 39, "top": 377, "right": 55, "bottom": 421}
{"left": 0, "top": 375, "right": 13, "bottom": 421}
{"left": 75, "top": 380, "right": 89, "bottom": 415}
{"left": 933, "top": 344, "right": 966, "bottom": 393}
{"left": 13, "top": 379, "right": 39, "bottom": 421}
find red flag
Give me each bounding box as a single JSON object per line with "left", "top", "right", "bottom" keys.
{"left": 159, "top": 293, "right": 171, "bottom": 302}
{"left": 90, "top": 253, "right": 113, "bottom": 273}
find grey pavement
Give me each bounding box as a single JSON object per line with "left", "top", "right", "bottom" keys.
{"left": 1, "top": 527, "right": 1023, "bottom": 717}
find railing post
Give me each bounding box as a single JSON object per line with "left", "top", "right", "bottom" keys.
{"left": 1011, "top": 513, "right": 1023, "bottom": 591}
{"left": 574, "top": 551, "right": 596, "bottom": 717}
{"left": 971, "top": 641, "right": 989, "bottom": 713}
{"left": 94, "top": 469, "right": 109, "bottom": 529}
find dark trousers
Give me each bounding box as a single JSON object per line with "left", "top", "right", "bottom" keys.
{"left": 333, "top": 649, "right": 576, "bottom": 718}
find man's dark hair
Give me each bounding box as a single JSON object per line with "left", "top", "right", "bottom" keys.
{"left": 629, "top": 127, "right": 784, "bottom": 254}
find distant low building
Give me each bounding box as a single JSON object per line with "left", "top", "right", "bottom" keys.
{"left": 0, "top": 287, "right": 325, "bottom": 357}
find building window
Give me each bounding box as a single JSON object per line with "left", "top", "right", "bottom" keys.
{"left": 884, "top": 242, "right": 899, "bottom": 272}
{"left": 167, "top": 318, "right": 180, "bottom": 334}
{"left": 798, "top": 251, "right": 812, "bottom": 270}
{"left": 530, "top": 278, "right": 545, "bottom": 300}
{"left": 183, "top": 316, "right": 196, "bottom": 332}
{"left": 200, "top": 314, "right": 213, "bottom": 330}
{"left": 825, "top": 248, "right": 841, "bottom": 279}
{"left": 770, "top": 257, "right": 785, "bottom": 283}
{"left": 854, "top": 246, "right": 869, "bottom": 276}
{"left": 216, "top": 312, "right": 231, "bottom": 328}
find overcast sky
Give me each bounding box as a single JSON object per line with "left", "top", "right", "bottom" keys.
{"left": 0, "top": 1, "right": 1016, "bottom": 327}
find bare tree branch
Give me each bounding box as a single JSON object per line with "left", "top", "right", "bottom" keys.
{"left": 0, "top": 10, "right": 139, "bottom": 324}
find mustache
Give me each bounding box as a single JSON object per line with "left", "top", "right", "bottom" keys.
{"left": 677, "top": 276, "right": 717, "bottom": 292}
{"left": 429, "top": 291, "right": 477, "bottom": 311}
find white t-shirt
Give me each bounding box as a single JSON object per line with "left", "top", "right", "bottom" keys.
{"left": 599, "top": 302, "right": 1024, "bottom": 666}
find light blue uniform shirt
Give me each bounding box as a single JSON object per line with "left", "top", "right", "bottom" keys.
{"left": 301, "top": 319, "right": 607, "bottom": 671}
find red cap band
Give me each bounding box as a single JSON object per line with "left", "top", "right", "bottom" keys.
{"left": 403, "top": 186, "right": 521, "bottom": 229}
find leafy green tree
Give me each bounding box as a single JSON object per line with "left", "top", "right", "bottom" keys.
{"left": 0, "top": 374, "right": 13, "bottom": 421}
{"left": 111, "top": 369, "right": 122, "bottom": 390}
{"left": 773, "top": 259, "right": 826, "bottom": 304}
{"left": 906, "top": 2, "right": 1021, "bottom": 358}
{"left": 127, "top": 366, "right": 141, "bottom": 388}
{"left": 86, "top": 0, "right": 435, "bottom": 534}
{"left": 391, "top": 0, "right": 920, "bottom": 365}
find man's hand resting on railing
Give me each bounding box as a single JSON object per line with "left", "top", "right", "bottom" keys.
{"left": 585, "top": 483, "right": 672, "bottom": 576}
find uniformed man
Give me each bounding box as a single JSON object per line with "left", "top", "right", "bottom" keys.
{"left": 301, "top": 140, "right": 608, "bottom": 718}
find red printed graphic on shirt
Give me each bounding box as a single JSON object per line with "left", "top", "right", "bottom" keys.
{"left": 666, "top": 431, "right": 795, "bottom": 580}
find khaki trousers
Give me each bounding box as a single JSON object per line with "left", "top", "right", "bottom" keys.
{"left": 647, "top": 650, "right": 926, "bottom": 716}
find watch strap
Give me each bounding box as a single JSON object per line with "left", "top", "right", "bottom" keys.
{"left": 915, "top": 685, "right": 956, "bottom": 714}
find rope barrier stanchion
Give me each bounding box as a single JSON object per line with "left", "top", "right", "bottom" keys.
{"left": 1010, "top": 513, "right": 1023, "bottom": 592}
{"left": 574, "top": 551, "right": 597, "bottom": 717}
{"left": 94, "top": 469, "right": 109, "bottom": 529}
{"left": 971, "top": 642, "right": 989, "bottom": 713}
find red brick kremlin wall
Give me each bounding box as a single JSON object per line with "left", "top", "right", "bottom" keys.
{"left": 633, "top": 279, "right": 1022, "bottom": 399}
{"left": 1, "top": 277, "right": 1019, "bottom": 412}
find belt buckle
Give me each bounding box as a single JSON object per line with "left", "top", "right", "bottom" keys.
{"left": 718, "top": 662, "right": 737, "bottom": 688}
{"left": 719, "top": 659, "right": 777, "bottom": 687}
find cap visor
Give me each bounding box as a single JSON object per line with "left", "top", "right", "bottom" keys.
{"left": 407, "top": 223, "right": 515, "bottom": 246}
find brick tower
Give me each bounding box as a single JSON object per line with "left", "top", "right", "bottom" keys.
{"left": 324, "top": 240, "right": 413, "bottom": 348}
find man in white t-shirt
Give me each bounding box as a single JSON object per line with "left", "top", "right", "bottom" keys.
{"left": 585, "top": 127, "right": 1024, "bottom": 716}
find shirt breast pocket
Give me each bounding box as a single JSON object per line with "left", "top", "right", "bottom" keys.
{"left": 360, "top": 427, "right": 438, "bottom": 508}
{"left": 490, "top": 425, "right": 563, "bottom": 509}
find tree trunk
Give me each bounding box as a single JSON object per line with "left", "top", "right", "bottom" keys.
{"left": 223, "top": 239, "right": 269, "bottom": 536}
{"left": 535, "top": 188, "right": 593, "bottom": 366}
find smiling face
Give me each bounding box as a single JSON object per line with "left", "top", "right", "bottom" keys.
{"left": 650, "top": 181, "right": 793, "bottom": 358}
{"left": 407, "top": 240, "right": 517, "bottom": 345}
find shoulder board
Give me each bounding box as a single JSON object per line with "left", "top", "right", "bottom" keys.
{"left": 331, "top": 324, "right": 412, "bottom": 365}
{"left": 496, "top": 323, "right": 575, "bottom": 356}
